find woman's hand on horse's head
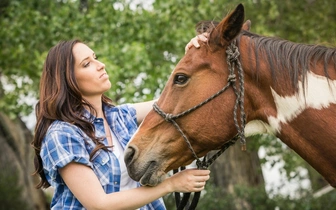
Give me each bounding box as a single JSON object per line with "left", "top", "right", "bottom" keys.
{"left": 165, "top": 169, "right": 210, "bottom": 193}
{"left": 185, "top": 32, "right": 209, "bottom": 54}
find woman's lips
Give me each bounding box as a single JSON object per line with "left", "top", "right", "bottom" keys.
{"left": 99, "top": 73, "right": 108, "bottom": 79}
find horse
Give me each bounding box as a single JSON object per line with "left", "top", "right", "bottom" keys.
{"left": 124, "top": 3, "right": 336, "bottom": 189}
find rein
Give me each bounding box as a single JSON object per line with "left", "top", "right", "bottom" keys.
{"left": 153, "top": 41, "right": 246, "bottom": 209}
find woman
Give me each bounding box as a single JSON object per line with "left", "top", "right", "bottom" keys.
{"left": 32, "top": 35, "right": 209, "bottom": 210}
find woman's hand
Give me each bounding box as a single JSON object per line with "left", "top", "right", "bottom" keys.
{"left": 185, "top": 33, "right": 209, "bottom": 54}
{"left": 165, "top": 169, "right": 210, "bottom": 193}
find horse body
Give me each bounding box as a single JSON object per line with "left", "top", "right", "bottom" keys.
{"left": 239, "top": 33, "right": 336, "bottom": 187}
{"left": 125, "top": 4, "right": 336, "bottom": 187}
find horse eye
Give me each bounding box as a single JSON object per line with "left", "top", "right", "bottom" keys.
{"left": 173, "top": 74, "right": 189, "bottom": 85}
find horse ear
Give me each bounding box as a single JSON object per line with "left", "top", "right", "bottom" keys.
{"left": 218, "top": 3, "right": 245, "bottom": 43}
{"left": 242, "top": 20, "right": 251, "bottom": 31}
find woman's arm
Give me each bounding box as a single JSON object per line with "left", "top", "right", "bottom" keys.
{"left": 59, "top": 162, "right": 210, "bottom": 210}
{"left": 132, "top": 100, "right": 157, "bottom": 125}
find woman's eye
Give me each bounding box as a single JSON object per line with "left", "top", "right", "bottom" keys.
{"left": 84, "top": 62, "right": 90, "bottom": 67}
{"left": 173, "top": 74, "right": 189, "bottom": 85}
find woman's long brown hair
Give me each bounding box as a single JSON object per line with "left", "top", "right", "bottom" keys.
{"left": 31, "top": 40, "right": 113, "bottom": 189}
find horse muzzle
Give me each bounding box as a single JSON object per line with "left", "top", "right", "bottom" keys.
{"left": 124, "top": 145, "right": 165, "bottom": 186}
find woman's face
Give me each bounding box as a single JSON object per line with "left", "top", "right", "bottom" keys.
{"left": 72, "top": 43, "right": 111, "bottom": 99}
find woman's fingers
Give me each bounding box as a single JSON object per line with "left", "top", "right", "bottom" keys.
{"left": 185, "top": 32, "right": 209, "bottom": 54}
{"left": 170, "top": 169, "right": 210, "bottom": 192}
{"left": 194, "top": 181, "right": 206, "bottom": 189}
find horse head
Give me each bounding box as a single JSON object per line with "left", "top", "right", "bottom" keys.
{"left": 125, "top": 2, "right": 336, "bottom": 188}
{"left": 125, "top": 4, "right": 250, "bottom": 186}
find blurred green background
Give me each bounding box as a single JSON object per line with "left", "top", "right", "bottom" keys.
{"left": 0, "top": 0, "right": 335, "bottom": 209}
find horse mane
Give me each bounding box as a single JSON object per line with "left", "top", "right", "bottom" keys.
{"left": 240, "top": 30, "right": 336, "bottom": 89}
{"left": 196, "top": 20, "right": 336, "bottom": 89}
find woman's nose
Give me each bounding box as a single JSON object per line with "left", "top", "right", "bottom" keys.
{"left": 97, "top": 60, "right": 105, "bottom": 70}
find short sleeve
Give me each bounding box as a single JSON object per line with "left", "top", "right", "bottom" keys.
{"left": 116, "top": 103, "right": 137, "bottom": 126}
{"left": 41, "top": 122, "right": 92, "bottom": 184}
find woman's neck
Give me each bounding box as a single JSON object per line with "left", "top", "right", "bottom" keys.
{"left": 83, "top": 96, "right": 104, "bottom": 118}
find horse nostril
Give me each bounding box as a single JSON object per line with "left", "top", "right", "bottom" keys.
{"left": 124, "top": 145, "right": 137, "bottom": 166}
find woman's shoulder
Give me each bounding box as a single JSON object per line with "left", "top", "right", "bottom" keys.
{"left": 47, "top": 120, "right": 82, "bottom": 134}
{"left": 45, "top": 120, "right": 89, "bottom": 143}
{"left": 41, "top": 120, "right": 93, "bottom": 157}
{"left": 105, "top": 103, "right": 136, "bottom": 115}
{"left": 105, "top": 103, "right": 137, "bottom": 124}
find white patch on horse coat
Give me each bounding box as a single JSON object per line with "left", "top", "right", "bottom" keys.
{"left": 245, "top": 120, "right": 276, "bottom": 136}
{"left": 267, "top": 72, "right": 336, "bottom": 132}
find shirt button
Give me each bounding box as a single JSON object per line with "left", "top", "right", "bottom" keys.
{"left": 114, "top": 182, "right": 118, "bottom": 185}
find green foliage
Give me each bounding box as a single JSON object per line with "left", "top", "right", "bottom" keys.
{"left": 164, "top": 183, "right": 275, "bottom": 210}
{"left": 0, "top": 0, "right": 335, "bottom": 206}
{"left": 164, "top": 183, "right": 336, "bottom": 210}
{"left": 272, "top": 189, "right": 336, "bottom": 210}
{"left": 1, "top": 0, "right": 335, "bottom": 115}
{"left": 252, "top": 134, "right": 308, "bottom": 181}
{"left": 194, "top": 184, "right": 274, "bottom": 210}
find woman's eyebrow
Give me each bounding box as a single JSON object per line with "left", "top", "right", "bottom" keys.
{"left": 79, "top": 52, "right": 95, "bottom": 65}
{"left": 79, "top": 57, "right": 89, "bottom": 65}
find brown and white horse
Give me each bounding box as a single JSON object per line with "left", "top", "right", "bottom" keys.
{"left": 125, "top": 4, "right": 336, "bottom": 188}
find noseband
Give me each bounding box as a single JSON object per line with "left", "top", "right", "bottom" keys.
{"left": 152, "top": 41, "right": 247, "bottom": 210}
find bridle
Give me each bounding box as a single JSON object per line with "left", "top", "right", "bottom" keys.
{"left": 152, "top": 41, "right": 247, "bottom": 209}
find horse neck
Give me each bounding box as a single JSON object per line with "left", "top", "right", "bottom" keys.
{"left": 238, "top": 34, "right": 336, "bottom": 132}
{"left": 237, "top": 35, "right": 336, "bottom": 187}
{"left": 237, "top": 35, "right": 284, "bottom": 135}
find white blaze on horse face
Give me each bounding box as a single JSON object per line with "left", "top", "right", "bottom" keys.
{"left": 267, "top": 72, "right": 336, "bottom": 133}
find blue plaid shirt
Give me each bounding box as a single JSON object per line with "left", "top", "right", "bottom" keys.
{"left": 41, "top": 104, "right": 166, "bottom": 210}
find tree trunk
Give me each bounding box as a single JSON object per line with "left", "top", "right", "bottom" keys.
{"left": 0, "top": 112, "right": 47, "bottom": 210}
{"left": 209, "top": 141, "right": 266, "bottom": 210}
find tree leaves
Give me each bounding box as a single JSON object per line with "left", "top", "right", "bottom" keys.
{"left": 1, "top": 0, "right": 335, "bottom": 116}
